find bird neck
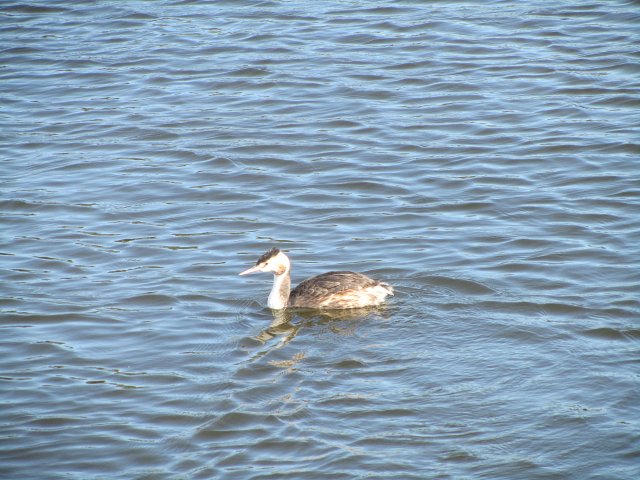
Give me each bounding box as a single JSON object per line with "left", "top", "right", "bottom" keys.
{"left": 268, "top": 270, "right": 291, "bottom": 309}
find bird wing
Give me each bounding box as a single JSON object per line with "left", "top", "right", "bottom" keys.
{"left": 288, "top": 271, "right": 379, "bottom": 307}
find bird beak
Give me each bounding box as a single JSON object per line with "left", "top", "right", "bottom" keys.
{"left": 239, "top": 264, "right": 262, "bottom": 276}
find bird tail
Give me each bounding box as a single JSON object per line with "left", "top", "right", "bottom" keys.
{"left": 378, "top": 281, "right": 394, "bottom": 296}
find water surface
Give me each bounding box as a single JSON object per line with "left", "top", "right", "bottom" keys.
{"left": 1, "top": 1, "right": 639, "bottom": 479}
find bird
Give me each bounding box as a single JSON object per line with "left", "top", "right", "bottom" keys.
{"left": 239, "top": 248, "right": 394, "bottom": 310}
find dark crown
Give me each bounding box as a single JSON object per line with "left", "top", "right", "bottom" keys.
{"left": 256, "top": 247, "right": 280, "bottom": 265}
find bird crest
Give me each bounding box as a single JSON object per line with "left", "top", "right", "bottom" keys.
{"left": 256, "top": 247, "right": 280, "bottom": 265}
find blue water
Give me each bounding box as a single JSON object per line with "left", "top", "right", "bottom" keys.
{"left": 1, "top": 1, "right": 639, "bottom": 479}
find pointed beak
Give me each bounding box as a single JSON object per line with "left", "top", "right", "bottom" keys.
{"left": 239, "top": 264, "right": 262, "bottom": 276}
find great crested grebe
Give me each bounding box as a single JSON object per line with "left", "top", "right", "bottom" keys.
{"left": 239, "top": 248, "right": 394, "bottom": 310}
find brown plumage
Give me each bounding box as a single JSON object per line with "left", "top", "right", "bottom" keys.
{"left": 239, "top": 248, "right": 393, "bottom": 310}
{"left": 289, "top": 271, "right": 388, "bottom": 308}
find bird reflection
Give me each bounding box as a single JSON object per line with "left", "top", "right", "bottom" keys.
{"left": 253, "top": 308, "right": 299, "bottom": 344}
{"left": 252, "top": 305, "right": 392, "bottom": 346}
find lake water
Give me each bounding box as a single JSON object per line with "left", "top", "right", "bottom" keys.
{"left": 1, "top": 1, "right": 639, "bottom": 479}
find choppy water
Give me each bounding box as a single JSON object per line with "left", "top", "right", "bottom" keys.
{"left": 2, "top": 1, "right": 639, "bottom": 479}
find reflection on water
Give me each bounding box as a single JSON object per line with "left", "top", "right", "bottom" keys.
{"left": 252, "top": 306, "right": 391, "bottom": 353}
{"left": 2, "top": 0, "right": 639, "bottom": 478}
{"left": 252, "top": 309, "right": 300, "bottom": 346}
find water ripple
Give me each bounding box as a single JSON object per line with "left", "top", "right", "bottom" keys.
{"left": 2, "top": 0, "right": 639, "bottom": 479}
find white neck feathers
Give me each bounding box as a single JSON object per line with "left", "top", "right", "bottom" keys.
{"left": 267, "top": 271, "right": 291, "bottom": 309}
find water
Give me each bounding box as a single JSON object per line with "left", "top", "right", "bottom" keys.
{"left": 1, "top": 1, "right": 639, "bottom": 478}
